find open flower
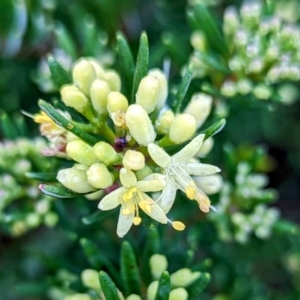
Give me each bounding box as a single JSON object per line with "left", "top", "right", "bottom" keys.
{"left": 148, "top": 134, "right": 221, "bottom": 214}
{"left": 98, "top": 168, "right": 167, "bottom": 237}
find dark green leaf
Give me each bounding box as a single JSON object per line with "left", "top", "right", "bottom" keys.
{"left": 195, "top": 52, "right": 229, "bottom": 73}
{"left": 80, "top": 238, "right": 103, "bottom": 270}
{"left": 121, "top": 241, "right": 142, "bottom": 296}
{"left": 188, "top": 272, "right": 211, "bottom": 300}
{"left": 81, "top": 210, "right": 115, "bottom": 225}
{"left": 273, "top": 220, "right": 300, "bottom": 235}
{"left": 39, "top": 184, "right": 81, "bottom": 198}
{"left": 26, "top": 172, "right": 58, "bottom": 182}
{"left": 99, "top": 271, "right": 121, "bottom": 300}
{"left": 48, "top": 55, "right": 72, "bottom": 88}
{"left": 131, "top": 31, "right": 149, "bottom": 103}
{"left": 0, "top": 110, "right": 18, "bottom": 139}
{"left": 155, "top": 271, "right": 170, "bottom": 300}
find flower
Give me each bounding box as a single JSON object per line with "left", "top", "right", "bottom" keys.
{"left": 148, "top": 134, "right": 221, "bottom": 214}
{"left": 98, "top": 168, "right": 167, "bottom": 237}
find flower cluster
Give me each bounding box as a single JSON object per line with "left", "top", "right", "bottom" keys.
{"left": 38, "top": 58, "right": 222, "bottom": 237}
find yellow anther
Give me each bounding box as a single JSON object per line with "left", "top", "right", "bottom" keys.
{"left": 172, "top": 221, "right": 186, "bottom": 231}
{"left": 199, "top": 200, "right": 210, "bottom": 213}
{"left": 133, "top": 217, "right": 142, "bottom": 225}
{"left": 185, "top": 183, "right": 196, "bottom": 200}
{"left": 122, "top": 207, "right": 130, "bottom": 215}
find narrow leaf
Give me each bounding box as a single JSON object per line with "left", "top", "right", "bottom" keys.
{"left": 154, "top": 271, "right": 170, "bottom": 300}
{"left": 99, "top": 271, "right": 121, "bottom": 300}
{"left": 38, "top": 99, "right": 98, "bottom": 145}
{"left": 0, "top": 110, "right": 18, "bottom": 139}
{"left": 188, "top": 272, "right": 211, "bottom": 300}
{"left": 80, "top": 238, "right": 103, "bottom": 270}
{"left": 199, "top": 118, "right": 226, "bottom": 139}
{"left": 173, "top": 66, "right": 194, "bottom": 113}
{"left": 116, "top": 31, "right": 135, "bottom": 99}
{"left": 48, "top": 56, "right": 71, "bottom": 88}
{"left": 131, "top": 31, "right": 149, "bottom": 103}
{"left": 195, "top": 52, "right": 229, "bottom": 73}
{"left": 120, "top": 241, "right": 142, "bottom": 296}
{"left": 26, "top": 172, "right": 58, "bottom": 182}
{"left": 39, "top": 184, "right": 81, "bottom": 198}
{"left": 273, "top": 220, "right": 300, "bottom": 235}
{"left": 81, "top": 210, "right": 115, "bottom": 225}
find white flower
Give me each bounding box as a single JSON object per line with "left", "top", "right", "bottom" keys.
{"left": 98, "top": 168, "right": 167, "bottom": 237}
{"left": 148, "top": 134, "right": 221, "bottom": 214}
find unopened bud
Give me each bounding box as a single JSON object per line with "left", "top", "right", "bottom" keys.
{"left": 237, "top": 79, "right": 253, "bottom": 95}
{"left": 57, "top": 166, "right": 96, "bottom": 193}
{"left": 105, "top": 70, "right": 121, "bottom": 92}
{"left": 196, "top": 137, "right": 214, "bottom": 157}
{"left": 155, "top": 110, "right": 175, "bottom": 134}
{"left": 169, "top": 114, "right": 196, "bottom": 144}
{"left": 44, "top": 212, "right": 59, "bottom": 227}
{"left": 125, "top": 104, "right": 156, "bottom": 146}
{"left": 220, "top": 81, "right": 237, "bottom": 98}
{"left": 148, "top": 69, "right": 168, "bottom": 109}
{"left": 87, "top": 59, "right": 106, "bottom": 80}
{"left": 81, "top": 269, "right": 101, "bottom": 291}
{"left": 90, "top": 79, "right": 111, "bottom": 114}
{"left": 253, "top": 84, "right": 272, "bottom": 100}
{"left": 123, "top": 150, "right": 145, "bottom": 170}
{"left": 93, "top": 141, "right": 119, "bottom": 165}
{"left": 135, "top": 166, "right": 153, "bottom": 180}
{"left": 136, "top": 75, "right": 160, "bottom": 113}
{"left": 127, "top": 295, "right": 142, "bottom": 300}
{"left": 26, "top": 213, "right": 41, "bottom": 227}
{"left": 170, "top": 268, "right": 200, "bottom": 287}
{"left": 72, "top": 59, "right": 97, "bottom": 96}
{"left": 194, "top": 174, "right": 223, "bottom": 195}
{"left": 149, "top": 254, "right": 168, "bottom": 280}
{"left": 191, "top": 30, "right": 206, "bottom": 52}
{"left": 184, "top": 93, "right": 212, "bottom": 129}
{"left": 107, "top": 91, "right": 128, "bottom": 114}
{"left": 60, "top": 85, "right": 89, "bottom": 114}
{"left": 64, "top": 294, "right": 92, "bottom": 300}
{"left": 87, "top": 163, "right": 114, "bottom": 189}
{"left": 66, "top": 140, "right": 97, "bottom": 166}
{"left": 169, "top": 288, "right": 188, "bottom": 300}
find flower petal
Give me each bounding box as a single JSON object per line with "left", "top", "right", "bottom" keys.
{"left": 172, "top": 134, "right": 205, "bottom": 163}
{"left": 120, "top": 168, "right": 137, "bottom": 187}
{"left": 116, "top": 207, "right": 135, "bottom": 238}
{"left": 181, "top": 162, "right": 221, "bottom": 176}
{"left": 158, "top": 177, "right": 177, "bottom": 213}
{"left": 98, "top": 187, "right": 124, "bottom": 210}
{"left": 148, "top": 143, "right": 171, "bottom": 168}
{"left": 136, "top": 178, "right": 166, "bottom": 192}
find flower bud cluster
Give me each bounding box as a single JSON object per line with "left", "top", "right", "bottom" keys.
{"left": 190, "top": 1, "right": 300, "bottom": 104}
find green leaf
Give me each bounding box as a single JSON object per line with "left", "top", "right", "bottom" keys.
{"left": 39, "top": 184, "right": 82, "bottom": 198}
{"left": 80, "top": 238, "right": 104, "bottom": 270}
{"left": 188, "top": 272, "right": 210, "bottom": 300}
{"left": 38, "top": 99, "right": 98, "bottom": 145}
{"left": 131, "top": 31, "right": 149, "bottom": 103}
{"left": 195, "top": 52, "right": 229, "bottom": 73}
{"left": 0, "top": 110, "right": 18, "bottom": 139}
{"left": 273, "top": 220, "right": 300, "bottom": 236}
{"left": 81, "top": 210, "right": 115, "bottom": 225}
{"left": 192, "top": 4, "right": 228, "bottom": 56}
{"left": 199, "top": 118, "right": 226, "bottom": 139}
{"left": 48, "top": 55, "right": 72, "bottom": 88}
{"left": 26, "top": 172, "right": 58, "bottom": 182}
{"left": 116, "top": 31, "right": 135, "bottom": 99}
{"left": 172, "top": 66, "right": 194, "bottom": 113}
{"left": 154, "top": 271, "right": 170, "bottom": 300}
{"left": 121, "top": 241, "right": 142, "bottom": 296}
{"left": 99, "top": 271, "right": 121, "bottom": 300}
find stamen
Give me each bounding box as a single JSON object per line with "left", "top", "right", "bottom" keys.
{"left": 172, "top": 221, "right": 186, "bottom": 231}
{"left": 185, "top": 183, "right": 196, "bottom": 200}
{"left": 133, "top": 216, "right": 142, "bottom": 225}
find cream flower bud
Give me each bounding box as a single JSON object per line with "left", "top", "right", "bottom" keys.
{"left": 184, "top": 93, "right": 212, "bottom": 129}
{"left": 155, "top": 110, "right": 175, "bottom": 134}
{"left": 87, "top": 59, "right": 106, "bottom": 80}
{"left": 149, "top": 254, "right": 168, "bottom": 279}
{"left": 93, "top": 141, "right": 119, "bottom": 165}
{"left": 148, "top": 69, "right": 168, "bottom": 109}
{"left": 191, "top": 30, "right": 206, "bottom": 52}
{"left": 126, "top": 295, "right": 142, "bottom": 300}
{"left": 122, "top": 150, "right": 145, "bottom": 170}
{"left": 125, "top": 104, "right": 156, "bottom": 146}
{"left": 57, "top": 166, "right": 96, "bottom": 193}
{"left": 169, "top": 114, "right": 196, "bottom": 144}
{"left": 196, "top": 137, "right": 214, "bottom": 158}
{"left": 90, "top": 79, "right": 111, "bottom": 114}
{"left": 87, "top": 163, "right": 114, "bottom": 189}
{"left": 136, "top": 75, "right": 160, "bottom": 113}
{"left": 194, "top": 174, "right": 223, "bottom": 195}
{"left": 170, "top": 268, "right": 200, "bottom": 287}
{"left": 169, "top": 288, "right": 188, "bottom": 300}
{"left": 135, "top": 166, "right": 153, "bottom": 180}
{"left": 107, "top": 92, "right": 128, "bottom": 114}
{"left": 72, "top": 59, "right": 97, "bottom": 96}
{"left": 66, "top": 140, "right": 97, "bottom": 166}
{"left": 64, "top": 294, "right": 92, "bottom": 300}
{"left": 81, "top": 269, "right": 102, "bottom": 291}
{"left": 147, "top": 281, "right": 159, "bottom": 300}
{"left": 60, "top": 85, "right": 89, "bottom": 114}
{"left": 105, "top": 70, "right": 121, "bottom": 92}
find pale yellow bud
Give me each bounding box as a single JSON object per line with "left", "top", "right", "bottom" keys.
{"left": 72, "top": 59, "right": 97, "bottom": 96}
{"left": 87, "top": 59, "right": 106, "bottom": 80}
{"left": 125, "top": 104, "right": 156, "bottom": 146}
{"left": 66, "top": 140, "right": 97, "bottom": 166}
{"left": 64, "top": 294, "right": 92, "bottom": 300}
{"left": 149, "top": 254, "right": 168, "bottom": 279}
{"left": 60, "top": 85, "right": 89, "bottom": 114}
{"left": 93, "top": 141, "right": 119, "bottom": 165}
{"left": 155, "top": 110, "right": 175, "bottom": 134}
{"left": 84, "top": 190, "right": 104, "bottom": 201}
{"left": 90, "top": 79, "right": 111, "bottom": 114}
{"left": 136, "top": 75, "right": 160, "bottom": 113}
{"left": 66, "top": 131, "right": 80, "bottom": 143}
{"left": 194, "top": 174, "right": 223, "bottom": 195}
{"left": 126, "top": 295, "right": 142, "bottom": 300}
{"left": 169, "top": 114, "right": 196, "bottom": 144}
{"left": 81, "top": 269, "right": 102, "bottom": 291}
{"left": 110, "top": 111, "right": 126, "bottom": 128}
{"left": 105, "top": 69, "right": 121, "bottom": 92}
{"left": 86, "top": 163, "right": 114, "bottom": 189}
{"left": 170, "top": 268, "right": 200, "bottom": 287}
{"left": 57, "top": 166, "right": 96, "bottom": 193}
{"left": 135, "top": 166, "right": 153, "bottom": 180}
{"left": 191, "top": 30, "right": 206, "bottom": 52}
{"left": 107, "top": 91, "right": 128, "bottom": 114}
{"left": 44, "top": 212, "right": 59, "bottom": 227}
{"left": 147, "top": 281, "right": 159, "bottom": 300}
{"left": 196, "top": 137, "right": 214, "bottom": 158}
{"left": 122, "top": 150, "right": 145, "bottom": 170}
{"left": 169, "top": 288, "right": 188, "bottom": 300}
{"left": 184, "top": 93, "right": 212, "bottom": 129}
{"left": 148, "top": 69, "right": 168, "bottom": 109}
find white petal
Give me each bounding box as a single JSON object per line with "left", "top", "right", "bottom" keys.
{"left": 148, "top": 143, "right": 171, "bottom": 168}
{"left": 136, "top": 178, "right": 166, "bottom": 192}
{"left": 172, "top": 134, "right": 205, "bottom": 163}
{"left": 139, "top": 193, "right": 168, "bottom": 224}
{"left": 120, "top": 168, "right": 137, "bottom": 187}
{"left": 158, "top": 178, "right": 177, "bottom": 213}
{"left": 181, "top": 162, "right": 221, "bottom": 176}
{"left": 143, "top": 173, "right": 165, "bottom": 181}
{"left": 98, "top": 187, "right": 124, "bottom": 210}
{"left": 116, "top": 208, "right": 135, "bottom": 238}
